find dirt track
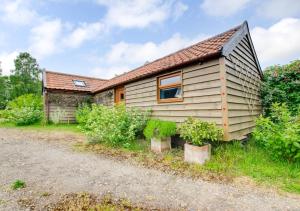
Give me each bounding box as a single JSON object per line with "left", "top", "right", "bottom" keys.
{"left": 0, "top": 128, "right": 300, "bottom": 210}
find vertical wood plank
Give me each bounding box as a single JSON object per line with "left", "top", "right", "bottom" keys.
{"left": 44, "top": 90, "right": 49, "bottom": 123}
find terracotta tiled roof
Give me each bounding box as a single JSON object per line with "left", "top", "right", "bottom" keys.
{"left": 44, "top": 71, "right": 107, "bottom": 92}
{"left": 93, "top": 24, "right": 242, "bottom": 93}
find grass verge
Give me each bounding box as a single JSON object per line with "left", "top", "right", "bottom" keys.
{"left": 0, "top": 122, "right": 81, "bottom": 133}
{"left": 74, "top": 140, "right": 300, "bottom": 195}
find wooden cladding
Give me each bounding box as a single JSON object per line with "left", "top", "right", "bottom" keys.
{"left": 157, "top": 72, "right": 183, "bottom": 103}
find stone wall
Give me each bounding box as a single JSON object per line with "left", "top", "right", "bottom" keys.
{"left": 94, "top": 89, "right": 114, "bottom": 106}
{"left": 46, "top": 91, "right": 92, "bottom": 123}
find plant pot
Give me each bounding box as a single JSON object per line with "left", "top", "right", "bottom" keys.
{"left": 151, "top": 137, "right": 171, "bottom": 153}
{"left": 184, "top": 143, "right": 211, "bottom": 165}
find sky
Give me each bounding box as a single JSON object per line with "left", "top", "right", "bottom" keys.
{"left": 0, "top": 0, "right": 300, "bottom": 79}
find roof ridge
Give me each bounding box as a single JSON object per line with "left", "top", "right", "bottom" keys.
{"left": 45, "top": 70, "right": 108, "bottom": 81}
{"left": 106, "top": 23, "right": 243, "bottom": 81}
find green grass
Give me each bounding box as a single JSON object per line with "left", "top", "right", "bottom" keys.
{"left": 205, "top": 141, "right": 300, "bottom": 194}
{"left": 11, "top": 180, "right": 26, "bottom": 190}
{"left": 0, "top": 122, "right": 82, "bottom": 133}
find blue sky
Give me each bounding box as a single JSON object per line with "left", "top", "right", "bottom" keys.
{"left": 0, "top": 0, "right": 300, "bottom": 79}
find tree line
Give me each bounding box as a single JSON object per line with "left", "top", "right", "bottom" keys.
{"left": 0, "top": 52, "right": 42, "bottom": 109}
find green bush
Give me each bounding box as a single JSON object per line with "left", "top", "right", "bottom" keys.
{"left": 143, "top": 119, "right": 177, "bottom": 140}
{"left": 82, "top": 103, "right": 150, "bottom": 147}
{"left": 6, "top": 94, "right": 43, "bottom": 125}
{"left": 0, "top": 109, "right": 10, "bottom": 123}
{"left": 75, "top": 104, "right": 91, "bottom": 125}
{"left": 261, "top": 60, "right": 300, "bottom": 116}
{"left": 179, "top": 117, "right": 223, "bottom": 146}
{"left": 253, "top": 103, "right": 300, "bottom": 162}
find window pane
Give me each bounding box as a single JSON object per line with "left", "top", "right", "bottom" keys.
{"left": 160, "top": 75, "right": 181, "bottom": 86}
{"left": 73, "top": 80, "right": 86, "bottom": 87}
{"left": 160, "top": 87, "right": 182, "bottom": 99}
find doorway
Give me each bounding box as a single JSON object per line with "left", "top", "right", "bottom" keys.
{"left": 115, "top": 86, "right": 125, "bottom": 104}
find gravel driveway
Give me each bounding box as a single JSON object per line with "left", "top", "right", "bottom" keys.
{"left": 0, "top": 128, "right": 299, "bottom": 210}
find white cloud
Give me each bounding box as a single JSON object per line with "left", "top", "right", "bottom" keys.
{"left": 201, "top": 0, "right": 250, "bottom": 17}
{"left": 105, "top": 33, "right": 202, "bottom": 65}
{"left": 91, "top": 33, "right": 207, "bottom": 79}
{"left": 96, "top": 0, "right": 187, "bottom": 28}
{"left": 63, "top": 22, "right": 105, "bottom": 48}
{"left": 0, "top": 0, "right": 37, "bottom": 25}
{"left": 257, "top": 0, "right": 300, "bottom": 19}
{"left": 173, "top": 1, "right": 189, "bottom": 20}
{"left": 91, "top": 65, "right": 130, "bottom": 79}
{"left": 28, "top": 19, "right": 105, "bottom": 59}
{"left": 0, "top": 51, "right": 19, "bottom": 75}
{"left": 251, "top": 18, "right": 300, "bottom": 68}
{"left": 29, "top": 19, "right": 63, "bottom": 59}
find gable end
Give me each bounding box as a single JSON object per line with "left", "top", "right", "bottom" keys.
{"left": 222, "top": 21, "right": 262, "bottom": 78}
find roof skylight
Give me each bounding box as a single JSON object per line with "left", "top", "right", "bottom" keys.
{"left": 73, "top": 80, "right": 86, "bottom": 87}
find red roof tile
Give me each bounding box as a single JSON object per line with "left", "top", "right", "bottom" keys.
{"left": 44, "top": 71, "right": 107, "bottom": 92}
{"left": 93, "top": 24, "right": 241, "bottom": 93}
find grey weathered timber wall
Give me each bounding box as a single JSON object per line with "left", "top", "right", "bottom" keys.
{"left": 47, "top": 92, "right": 92, "bottom": 123}
{"left": 125, "top": 59, "right": 223, "bottom": 125}
{"left": 94, "top": 89, "right": 114, "bottom": 106}
{"left": 224, "top": 35, "right": 262, "bottom": 140}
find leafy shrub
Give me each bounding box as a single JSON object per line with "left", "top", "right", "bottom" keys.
{"left": 261, "top": 60, "right": 300, "bottom": 116}
{"left": 51, "top": 107, "right": 66, "bottom": 124}
{"left": 0, "top": 109, "right": 10, "bottom": 123}
{"left": 179, "top": 117, "right": 223, "bottom": 146}
{"left": 82, "top": 103, "right": 150, "bottom": 147}
{"left": 253, "top": 103, "right": 300, "bottom": 162}
{"left": 6, "top": 94, "right": 43, "bottom": 125}
{"left": 143, "top": 119, "right": 177, "bottom": 140}
{"left": 11, "top": 180, "right": 26, "bottom": 190}
{"left": 75, "top": 104, "right": 91, "bottom": 125}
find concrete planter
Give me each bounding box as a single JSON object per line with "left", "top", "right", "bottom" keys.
{"left": 184, "top": 143, "right": 211, "bottom": 165}
{"left": 151, "top": 137, "right": 171, "bottom": 153}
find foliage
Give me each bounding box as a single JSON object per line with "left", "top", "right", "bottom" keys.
{"left": 82, "top": 103, "right": 150, "bottom": 147}
{"left": 51, "top": 107, "right": 66, "bottom": 124}
{"left": 179, "top": 117, "right": 223, "bottom": 146}
{"left": 9, "top": 52, "right": 42, "bottom": 100}
{"left": 0, "top": 76, "right": 10, "bottom": 109}
{"left": 206, "top": 141, "right": 300, "bottom": 194}
{"left": 75, "top": 104, "right": 91, "bottom": 125}
{"left": 261, "top": 60, "right": 300, "bottom": 116}
{"left": 11, "top": 180, "right": 26, "bottom": 190}
{"left": 0, "top": 109, "right": 10, "bottom": 123}
{"left": 253, "top": 103, "right": 300, "bottom": 162}
{"left": 143, "top": 119, "right": 177, "bottom": 140}
{"left": 0, "top": 52, "right": 42, "bottom": 109}
{"left": 5, "top": 94, "right": 43, "bottom": 126}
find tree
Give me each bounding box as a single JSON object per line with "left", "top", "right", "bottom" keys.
{"left": 9, "top": 52, "right": 42, "bottom": 99}
{"left": 0, "top": 76, "right": 10, "bottom": 109}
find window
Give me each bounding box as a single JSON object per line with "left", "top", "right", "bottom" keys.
{"left": 73, "top": 80, "right": 86, "bottom": 87}
{"left": 157, "top": 72, "right": 183, "bottom": 103}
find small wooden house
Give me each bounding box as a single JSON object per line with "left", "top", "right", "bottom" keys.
{"left": 43, "top": 21, "right": 262, "bottom": 141}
